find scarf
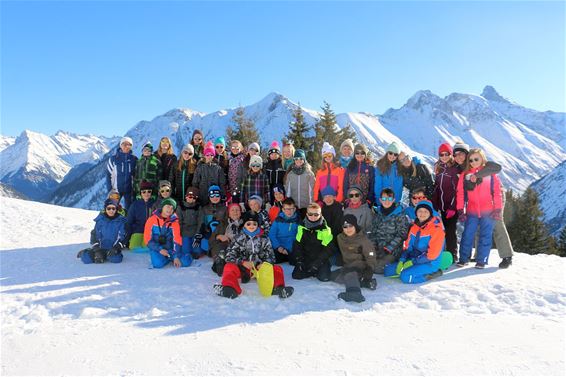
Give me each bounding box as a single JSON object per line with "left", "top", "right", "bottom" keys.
{"left": 340, "top": 155, "right": 353, "bottom": 168}
{"left": 304, "top": 217, "right": 323, "bottom": 229}
{"left": 380, "top": 203, "right": 397, "bottom": 217}
{"left": 349, "top": 200, "right": 362, "bottom": 209}
{"left": 292, "top": 164, "right": 306, "bottom": 175}
{"left": 243, "top": 227, "right": 261, "bottom": 237}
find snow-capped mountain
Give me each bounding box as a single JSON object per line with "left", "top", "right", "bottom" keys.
{"left": 530, "top": 160, "right": 566, "bottom": 236}
{"left": 0, "top": 130, "right": 119, "bottom": 200}
{"left": 0, "top": 183, "right": 28, "bottom": 200}
{"left": 0, "top": 136, "right": 16, "bottom": 152}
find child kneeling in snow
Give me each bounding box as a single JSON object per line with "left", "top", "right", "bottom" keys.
{"left": 214, "top": 211, "right": 293, "bottom": 299}
{"left": 384, "top": 201, "right": 445, "bottom": 283}
{"left": 78, "top": 199, "right": 127, "bottom": 264}
{"left": 144, "top": 198, "right": 192, "bottom": 268}
{"left": 333, "top": 214, "right": 378, "bottom": 303}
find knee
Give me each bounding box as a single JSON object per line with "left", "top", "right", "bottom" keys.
{"left": 150, "top": 251, "right": 168, "bottom": 268}
{"left": 108, "top": 253, "right": 123, "bottom": 263}
{"left": 80, "top": 251, "right": 94, "bottom": 264}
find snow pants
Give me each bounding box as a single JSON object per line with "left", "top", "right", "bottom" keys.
{"left": 182, "top": 236, "right": 204, "bottom": 259}
{"left": 460, "top": 215, "right": 495, "bottom": 264}
{"left": 221, "top": 262, "right": 285, "bottom": 295}
{"left": 129, "top": 233, "right": 149, "bottom": 253}
{"left": 80, "top": 248, "right": 123, "bottom": 264}
{"left": 384, "top": 258, "right": 441, "bottom": 284}
{"left": 150, "top": 250, "right": 192, "bottom": 268}
{"left": 441, "top": 211, "right": 458, "bottom": 260}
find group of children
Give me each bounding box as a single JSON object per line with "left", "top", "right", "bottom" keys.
{"left": 81, "top": 132, "right": 513, "bottom": 303}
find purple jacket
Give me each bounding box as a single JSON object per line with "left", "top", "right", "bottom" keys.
{"left": 432, "top": 162, "right": 459, "bottom": 212}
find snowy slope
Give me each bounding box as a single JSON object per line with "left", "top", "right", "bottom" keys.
{"left": 531, "top": 160, "right": 566, "bottom": 235}
{"left": 0, "top": 136, "right": 16, "bottom": 152}
{"left": 0, "top": 197, "right": 565, "bottom": 375}
{"left": 0, "top": 183, "right": 28, "bottom": 200}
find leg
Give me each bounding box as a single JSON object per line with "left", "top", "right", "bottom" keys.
{"left": 221, "top": 263, "right": 243, "bottom": 295}
{"left": 178, "top": 252, "right": 193, "bottom": 267}
{"left": 493, "top": 219, "right": 513, "bottom": 259}
{"left": 459, "top": 215, "right": 480, "bottom": 263}
{"left": 399, "top": 262, "right": 441, "bottom": 284}
{"left": 80, "top": 248, "right": 95, "bottom": 264}
{"left": 442, "top": 212, "right": 458, "bottom": 259}
{"left": 272, "top": 265, "right": 286, "bottom": 288}
{"left": 374, "top": 254, "right": 397, "bottom": 274}
{"left": 476, "top": 217, "right": 495, "bottom": 265}
{"left": 316, "top": 261, "right": 332, "bottom": 282}
{"left": 107, "top": 251, "right": 123, "bottom": 263}
{"left": 338, "top": 271, "right": 365, "bottom": 303}
{"left": 383, "top": 262, "right": 399, "bottom": 277}
{"left": 150, "top": 250, "right": 170, "bottom": 268}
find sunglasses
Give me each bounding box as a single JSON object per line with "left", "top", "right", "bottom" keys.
{"left": 342, "top": 224, "right": 354, "bottom": 229}
{"left": 250, "top": 164, "right": 262, "bottom": 168}
{"left": 349, "top": 193, "right": 361, "bottom": 198}
{"left": 193, "top": 137, "right": 202, "bottom": 141}
{"left": 231, "top": 146, "right": 241, "bottom": 150}
{"left": 209, "top": 193, "right": 220, "bottom": 198}
{"left": 307, "top": 212, "right": 321, "bottom": 217}
{"left": 160, "top": 189, "right": 170, "bottom": 193}
{"left": 323, "top": 153, "right": 334, "bottom": 158}
{"left": 400, "top": 156, "right": 410, "bottom": 163}
{"left": 355, "top": 152, "right": 366, "bottom": 155}
{"left": 412, "top": 195, "right": 426, "bottom": 200}
{"left": 182, "top": 151, "right": 193, "bottom": 155}
{"left": 121, "top": 143, "right": 132, "bottom": 147}
{"left": 439, "top": 152, "right": 450, "bottom": 157}
{"left": 469, "top": 157, "right": 481, "bottom": 163}
{"left": 293, "top": 157, "right": 304, "bottom": 161}
{"left": 106, "top": 206, "right": 117, "bottom": 211}
{"left": 380, "top": 196, "right": 394, "bottom": 202}
{"left": 141, "top": 190, "right": 152, "bottom": 194}
{"left": 215, "top": 145, "right": 224, "bottom": 149}
{"left": 205, "top": 154, "right": 215, "bottom": 158}
{"left": 454, "top": 151, "right": 467, "bottom": 156}
{"left": 283, "top": 207, "right": 295, "bottom": 211}
{"left": 387, "top": 152, "right": 399, "bottom": 157}
{"left": 245, "top": 221, "right": 258, "bottom": 227}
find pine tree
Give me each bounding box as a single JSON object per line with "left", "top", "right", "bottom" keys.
{"left": 286, "top": 103, "right": 312, "bottom": 151}
{"left": 309, "top": 101, "right": 342, "bottom": 170}
{"left": 557, "top": 227, "right": 566, "bottom": 257}
{"left": 226, "top": 106, "right": 260, "bottom": 147}
{"left": 339, "top": 123, "right": 357, "bottom": 144}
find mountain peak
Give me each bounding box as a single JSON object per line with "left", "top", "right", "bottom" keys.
{"left": 481, "top": 85, "right": 508, "bottom": 103}
{"left": 405, "top": 90, "right": 446, "bottom": 110}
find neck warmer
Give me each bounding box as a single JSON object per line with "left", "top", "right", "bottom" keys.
{"left": 304, "top": 217, "right": 323, "bottom": 229}
{"left": 349, "top": 200, "right": 362, "bottom": 209}
{"left": 415, "top": 215, "right": 433, "bottom": 228}
{"left": 292, "top": 165, "right": 306, "bottom": 175}
{"left": 380, "top": 203, "right": 397, "bottom": 216}
{"left": 243, "top": 227, "right": 261, "bottom": 237}
{"left": 340, "top": 155, "right": 353, "bottom": 167}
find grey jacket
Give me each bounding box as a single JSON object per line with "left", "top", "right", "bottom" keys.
{"left": 285, "top": 169, "right": 315, "bottom": 209}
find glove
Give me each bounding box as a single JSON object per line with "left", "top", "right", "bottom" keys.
{"left": 108, "top": 247, "right": 121, "bottom": 257}
{"left": 457, "top": 210, "right": 467, "bottom": 223}
{"left": 209, "top": 220, "right": 220, "bottom": 232}
{"left": 490, "top": 209, "right": 502, "bottom": 221}
{"left": 445, "top": 209, "right": 456, "bottom": 219}
{"left": 395, "top": 260, "right": 405, "bottom": 275}
{"left": 403, "top": 260, "right": 414, "bottom": 270}
{"left": 192, "top": 234, "right": 203, "bottom": 248}
{"left": 114, "top": 241, "right": 126, "bottom": 252}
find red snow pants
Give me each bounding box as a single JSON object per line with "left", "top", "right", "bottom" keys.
{"left": 221, "top": 262, "right": 285, "bottom": 295}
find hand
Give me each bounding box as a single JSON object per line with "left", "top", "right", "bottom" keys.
{"left": 446, "top": 209, "right": 456, "bottom": 219}
{"left": 384, "top": 247, "right": 392, "bottom": 255}
{"left": 242, "top": 261, "right": 254, "bottom": 270}
{"left": 490, "top": 209, "right": 502, "bottom": 221}
{"left": 216, "top": 234, "right": 229, "bottom": 242}
{"left": 457, "top": 210, "right": 467, "bottom": 223}
{"left": 403, "top": 260, "right": 414, "bottom": 269}
{"left": 277, "top": 247, "right": 288, "bottom": 255}
{"left": 159, "top": 249, "right": 170, "bottom": 257}
{"left": 470, "top": 174, "right": 477, "bottom": 183}
{"left": 265, "top": 203, "right": 272, "bottom": 211}
{"left": 192, "top": 234, "right": 203, "bottom": 248}
{"left": 173, "top": 258, "right": 181, "bottom": 268}
{"left": 395, "top": 260, "right": 404, "bottom": 275}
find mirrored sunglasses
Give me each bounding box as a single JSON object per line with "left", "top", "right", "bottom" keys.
{"left": 160, "top": 188, "right": 171, "bottom": 193}
{"left": 380, "top": 196, "right": 394, "bottom": 202}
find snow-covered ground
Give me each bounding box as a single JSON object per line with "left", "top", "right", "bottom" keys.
{"left": 1, "top": 197, "right": 565, "bottom": 375}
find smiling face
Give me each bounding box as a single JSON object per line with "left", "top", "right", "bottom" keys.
{"left": 387, "top": 151, "right": 398, "bottom": 162}
{"left": 354, "top": 150, "right": 365, "bottom": 162}
{"left": 380, "top": 194, "right": 394, "bottom": 208}
{"left": 204, "top": 154, "right": 214, "bottom": 163}
{"left": 142, "top": 147, "right": 152, "bottom": 157}
{"left": 341, "top": 145, "right": 353, "bottom": 158}
{"left": 141, "top": 189, "right": 153, "bottom": 201}
{"left": 120, "top": 142, "right": 132, "bottom": 154}
{"left": 323, "top": 194, "right": 335, "bottom": 206}
{"left": 468, "top": 152, "right": 483, "bottom": 169}
{"left": 294, "top": 158, "right": 304, "bottom": 167}
{"left": 182, "top": 150, "right": 193, "bottom": 160}
{"left": 231, "top": 142, "right": 241, "bottom": 154}
{"left": 323, "top": 153, "right": 333, "bottom": 164}
{"left": 244, "top": 220, "right": 258, "bottom": 233}
{"left": 274, "top": 191, "right": 285, "bottom": 202}
{"left": 249, "top": 199, "right": 261, "bottom": 212}
{"left": 453, "top": 151, "right": 467, "bottom": 166}
{"left": 282, "top": 145, "right": 292, "bottom": 159}
{"left": 160, "top": 186, "right": 171, "bottom": 198}
{"left": 160, "top": 139, "right": 170, "bottom": 152}
{"left": 229, "top": 205, "right": 241, "bottom": 221}
{"left": 193, "top": 134, "right": 203, "bottom": 144}
{"left": 416, "top": 207, "right": 431, "bottom": 222}
{"left": 269, "top": 152, "right": 279, "bottom": 160}
{"left": 348, "top": 190, "right": 361, "bottom": 204}
{"left": 162, "top": 204, "right": 174, "bottom": 217}
{"left": 399, "top": 153, "right": 411, "bottom": 167}
{"left": 343, "top": 223, "right": 356, "bottom": 237}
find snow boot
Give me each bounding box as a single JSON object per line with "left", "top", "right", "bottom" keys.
{"left": 456, "top": 260, "right": 469, "bottom": 267}
{"left": 93, "top": 249, "right": 107, "bottom": 264}
{"left": 360, "top": 277, "right": 377, "bottom": 290}
{"left": 214, "top": 284, "right": 238, "bottom": 299}
{"left": 475, "top": 263, "right": 486, "bottom": 269}
{"left": 425, "top": 269, "right": 443, "bottom": 281}
{"left": 499, "top": 257, "right": 512, "bottom": 269}
{"left": 272, "top": 286, "right": 294, "bottom": 299}
{"left": 338, "top": 287, "right": 366, "bottom": 303}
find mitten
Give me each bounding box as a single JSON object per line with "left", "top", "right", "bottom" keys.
{"left": 395, "top": 260, "right": 405, "bottom": 275}
{"left": 457, "top": 210, "right": 467, "bottom": 223}
{"left": 192, "top": 234, "right": 203, "bottom": 248}
{"left": 445, "top": 209, "right": 456, "bottom": 219}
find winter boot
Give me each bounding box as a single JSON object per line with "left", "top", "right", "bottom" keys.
{"left": 93, "top": 249, "right": 107, "bottom": 264}
{"left": 499, "top": 257, "right": 512, "bottom": 269}
{"left": 360, "top": 277, "right": 377, "bottom": 290}
{"left": 213, "top": 284, "right": 238, "bottom": 299}
{"left": 474, "top": 263, "right": 486, "bottom": 269}
{"left": 456, "top": 260, "right": 469, "bottom": 267}
{"left": 272, "top": 286, "right": 294, "bottom": 299}
{"left": 338, "top": 287, "right": 366, "bottom": 303}
{"left": 425, "top": 269, "right": 443, "bottom": 281}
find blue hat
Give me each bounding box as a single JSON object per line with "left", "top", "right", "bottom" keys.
{"left": 321, "top": 186, "right": 337, "bottom": 197}
{"left": 208, "top": 185, "right": 221, "bottom": 196}
{"left": 294, "top": 149, "right": 306, "bottom": 160}
{"left": 273, "top": 184, "right": 286, "bottom": 196}
{"left": 104, "top": 198, "right": 118, "bottom": 208}
{"left": 214, "top": 137, "right": 226, "bottom": 147}
{"left": 415, "top": 200, "right": 434, "bottom": 217}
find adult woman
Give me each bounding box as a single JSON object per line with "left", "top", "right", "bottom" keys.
{"left": 456, "top": 148, "right": 503, "bottom": 268}
{"left": 285, "top": 149, "right": 315, "bottom": 219}
{"left": 281, "top": 141, "right": 296, "bottom": 171}
{"left": 193, "top": 142, "right": 226, "bottom": 205}
{"left": 169, "top": 144, "right": 198, "bottom": 204}
{"left": 374, "top": 142, "right": 404, "bottom": 203}
{"left": 154, "top": 136, "right": 177, "bottom": 182}
{"left": 227, "top": 140, "right": 246, "bottom": 203}
{"left": 432, "top": 142, "right": 460, "bottom": 262}
{"left": 398, "top": 152, "right": 434, "bottom": 200}
{"left": 313, "top": 142, "right": 345, "bottom": 203}
{"left": 343, "top": 144, "right": 375, "bottom": 205}
{"left": 191, "top": 129, "right": 205, "bottom": 161}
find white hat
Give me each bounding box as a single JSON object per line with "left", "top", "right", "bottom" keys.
{"left": 249, "top": 155, "right": 263, "bottom": 167}
{"left": 120, "top": 137, "right": 133, "bottom": 146}
{"left": 322, "top": 142, "right": 336, "bottom": 157}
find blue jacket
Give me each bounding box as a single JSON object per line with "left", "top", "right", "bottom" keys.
{"left": 375, "top": 163, "right": 404, "bottom": 203}
{"left": 93, "top": 213, "right": 127, "bottom": 250}
{"left": 144, "top": 210, "right": 183, "bottom": 258}
{"left": 126, "top": 198, "right": 155, "bottom": 237}
{"left": 268, "top": 211, "right": 300, "bottom": 252}
{"left": 106, "top": 147, "right": 138, "bottom": 194}
{"left": 400, "top": 211, "right": 444, "bottom": 265}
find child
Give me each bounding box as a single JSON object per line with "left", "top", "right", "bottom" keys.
{"left": 151, "top": 180, "right": 173, "bottom": 211}
{"left": 384, "top": 201, "right": 445, "bottom": 283}
{"left": 368, "top": 188, "right": 410, "bottom": 274}
{"left": 264, "top": 141, "right": 286, "bottom": 203}
{"left": 107, "top": 189, "right": 127, "bottom": 216}
{"left": 176, "top": 187, "right": 202, "bottom": 259}
{"left": 285, "top": 149, "right": 315, "bottom": 218}
{"left": 214, "top": 211, "right": 294, "bottom": 299}
{"left": 144, "top": 198, "right": 191, "bottom": 268}
{"left": 343, "top": 143, "right": 375, "bottom": 205}
{"left": 169, "top": 144, "right": 197, "bottom": 204}
{"left": 134, "top": 141, "right": 162, "bottom": 196}
{"left": 338, "top": 139, "right": 354, "bottom": 168}
{"left": 320, "top": 186, "right": 344, "bottom": 266}
{"left": 247, "top": 195, "right": 270, "bottom": 236}
{"left": 334, "top": 214, "right": 378, "bottom": 303}
{"left": 193, "top": 185, "right": 227, "bottom": 258}
{"left": 313, "top": 142, "right": 345, "bottom": 203}
{"left": 78, "top": 199, "right": 127, "bottom": 264}
{"left": 268, "top": 184, "right": 286, "bottom": 223}
{"left": 374, "top": 142, "right": 404, "bottom": 202}
{"left": 193, "top": 142, "right": 226, "bottom": 206}
{"left": 126, "top": 181, "right": 156, "bottom": 251}
{"left": 343, "top": 186, "right": 373, "bottom": 234}
{"left": 227, "top": 140, "right": 246, "bottom": 203}
{"left": 291, "top": 202, "right": 334, "bottom": 282}
{"left": 211, "top": 203, "right": 243, "bottom": 276}
{"left": 240, "top": 155, "right": 270, "bottom": 206}
{"left": 269, "top": 197, "right": 300, "bottom": 265}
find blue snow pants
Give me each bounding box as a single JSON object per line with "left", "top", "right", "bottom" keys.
{"left": 459, "top": 215, "right": 495, "bottom": 264}
{"left": 384, "top": 258, "right": 441, "bottom": 284}
{"left": 150, "top": 250, "right": 192, "bottom": 268}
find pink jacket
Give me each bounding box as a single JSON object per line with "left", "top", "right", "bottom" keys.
{"left": 456, "top": 167, "right": 502, "bottom": 217}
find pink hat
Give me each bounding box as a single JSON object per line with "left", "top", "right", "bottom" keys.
{"left": 268, "top": 141, "right": 281, "bottom": 155}
{"left": 204, "top": 141, "right": 215, "bottom": 156}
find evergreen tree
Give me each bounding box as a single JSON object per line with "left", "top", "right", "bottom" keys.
{"left": 286, "top": 103, "right": 312, "bottom": 151}
{"left": 339, "top": 123, "right": 357, "bottom": 144}
{"left": 309, "top": 101, "right": 343, "bottom": 170}
{"left": 226, "top": 106, "right": 260, "bottom": 147}
{"left": 557, "top": 227, "right": 566, "bottom": 257}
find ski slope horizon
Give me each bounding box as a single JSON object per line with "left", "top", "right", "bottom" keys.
{"left": 1, "top": 197, "right": 565, "bottom": 375}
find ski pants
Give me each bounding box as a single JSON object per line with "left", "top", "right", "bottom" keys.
{"left": 384, "top": 258, "right": 441, "bottom": 284}
{"left": 221, "top": 262, "right": 285, "bottom": 295}
{"left": 460, "top": 215, "right": 495, "bottom": 264}
{"left": 150, "top": 250, "right": 192, "bottom": 268}
{"left": 182, "top": 236, "right": 204, "bottom": 258}
{"left": 441, "top": 211, "right": 458, "bottom": 259}
{"left": 80, "top": 248, "right": 123, "bottom": 264}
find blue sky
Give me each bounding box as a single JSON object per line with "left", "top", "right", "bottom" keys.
{"left": 1, "top": 1, "right": 564, "bottom": 137}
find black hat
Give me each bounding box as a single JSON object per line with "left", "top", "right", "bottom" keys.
{"left": 342, "top": 214, "right": 360, "bottom": 233}
{"left": 242, "top": 211, "right": 259, "bottom": 224}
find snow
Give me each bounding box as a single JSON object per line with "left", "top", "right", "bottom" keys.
{"left": 1, "top": 197, "right": 565, "bottom": 375}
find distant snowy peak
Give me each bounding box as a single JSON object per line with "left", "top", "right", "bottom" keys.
{"left": 530, "top": 160, "right": 566, "bottom": 236}
{"left": 481, "top": 85, "right": 514, "bottom": 104}
{"left": 0, "top": 136, "right": 16, "bottom": 152}
{"left": 0, "top": 183, "right": 28, "bottom": 200}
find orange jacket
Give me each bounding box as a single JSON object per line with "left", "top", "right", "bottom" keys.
{"left": 314, "top": 163, "right": 345, "bottom": 202}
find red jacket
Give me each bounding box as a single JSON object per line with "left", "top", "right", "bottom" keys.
{"left": 314, "top": 163, "right": 345, "bottom": 202}
{"left": 456, "top": 167, "right": 502, "bottom": 217}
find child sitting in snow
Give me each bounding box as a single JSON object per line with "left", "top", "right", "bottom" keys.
{"left": 211, "top": 203, "right": 244, "bottom": 276}
{"left": 214, "top": 211, "right": 294, "bottom": 299}
{"left": 247, "top": 194, "right": 270, "bottom": 236}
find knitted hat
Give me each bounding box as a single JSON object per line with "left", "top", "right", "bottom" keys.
{"left": 140, "top": 180, "right": 153, "bottom": 191}
{"left": 249, "top": 155, "right": 263, "bottom": 167}
{"left": 294, "top": 149, "right": 306, "bottom": 160}
{"left": 438, "top": 143, "right": 453, "bottom": 155}
{"left": 227, "top": 202, "right": 242, "bottom": 213}
{"left": 242, "top": 211, "right": 259, "bottom": 224}
{"left": 161, "top": 198, "right": 177, "bottom": 210}
{"left": 354, "top": 144, "right": 368, "bottom": 155}
{"left": 249, "top": 194, "right": 263, "bottom": 206}
{"left": 348, "top": 185, "right": 363, "bottom": 196}
{"left": 159, "top": 180, "right": 171, "bottom": 189}
{"left": 182, "top": 144, "right": 194, "bottom": 154}
{"left": 120, "top": 136, "right": 133, "bottom": 146}
{"left": 386, "top": 142, "right": 401, "bottom": 154}
{"left": 268, "top": 141, "right": 281, "bottom": 155}
{"left": 203, "top": 141, "right": 215, "bottom": 156}
{"left": 108, "top": 188, "right": 120, "bottom": 199}
{"left": 342, "top": 214, "right": 360, "bottom": 233}
{"left": 104, "top": 198, "right": 119, "bottom": 208}
{"left": 415, "top": 200, "right": 434, "bottom": 218}
{"left": 453, "top": 141, "right": 470, "bottom": 155}
{"left": 273, "top": 183, "right": 286, "bottom": 196}
{"left": 340, "top": 139, "right": 355, "bottom": 153}
{"left": 185, "top": 186, "right": 199, "bottom": 197}
{"left": 248, "top": 142, "right": 260, "bottom": 153}
{"left": 321, "top": 185, "right": 337, "bottom": 197}
{"left": 208, "top": 185, "right": 221, "bottom": 197}
{"left": 142, "top": 141, "right": 153, "bottom": 152}
{"left": 322, "top": 142, "right": 336, "bottom": 157}
{"left": 214, "top": 136, "right": 226, "bottom": 147}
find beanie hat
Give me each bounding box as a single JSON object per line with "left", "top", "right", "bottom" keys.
{"left": 142, "top": 141, "right": 153, "bottom": 152}
{"left": 342, "top": 214, "right": 360, "bottom": 233}
{"left": 208, "top": 185, "right": 221, "bottom": 197}
{"left": 227, "top": 202, "right": 242, "bottom": 213}
{"left": 386, "top": 142, "right": 401, "bottom": 155}
{"left": 321, "top": 142, "right": 336, "bottom": 157}
{"left": 140, "top": 180, "right": 154, "bottom": 191}
{"left": 268, "top": 141, "right": 281, "bottom": 155}
{"left": 438, "top": 143, "right": 453, "bottom": 155}
{"left": 340, "top": 139, "right": 355, "bottom": 153}
{"left": 321, "top": 185, "right": 337, "bottom": 197}
{"left": 294, "top": 149, "right": 306, "bottom": 160}
{"left": 182, "top": 144, "right": 194, "bottom": 155}
{"left": 453, "top": 141, "right": 469, "bottom": 155}
{"left": 273, "top": 183, "right": 286, "bottom": 196}
{"left": 354, "top": 144, "right": 368, "bottom": 155}
{"left": 248, "top": 142, "right": 260, "bottom": 153}
{"left": 159, "top": 180, "right": 171, "bottom": 189}
{"left": 249, "top": 194, "right": 263, "bottom": 206}
{"left": 249, "top": 155, "right": 263, "bottom": 167}
{"left": 185, "top": 186, "right": 199, "bottom": 197}
{"left": 415, "top": 200, "right": 434, "bottom": 218}
{"left": 204, "top": 141, "right": 215, "bottom": 156}
{"left": 108, "top": 188, "right": 120, "bottom": 199}
{"left": 348, "top": 185, "right": 363, "bottom": 196}
{"left": 104, "top": 198, "right": 119, "bottom": 208}
{"left": 120, "top": 136, "right": 133, "bottom": 146}
{"left": 161, "top": 198, "right": 177, "bottom": 210}
{"left": 214, "top": 137, "right": 226, "bottom": 147}
{"left": 242, "top": 211, "right": 260, "bottom": 224}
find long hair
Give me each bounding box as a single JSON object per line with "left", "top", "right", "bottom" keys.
{"left": 434, "top": 156, "right": 455, "bottom": 174}
{"left": 465, "top": 148, "right": 488, "bottom": 171}
{"left": 281, "top": 143, "right": 295, "bottom": 168}
{"left": 191, "top": 129, "right": 204, "bottom": 148}
{"left": 376, "top": 154, "right": 400, "bottom": 174}
{"left": 176, "top": 155, "right": 197, "bottom": 172}
{"left": 156, "top": 137, "right": 175, "bottom": 157}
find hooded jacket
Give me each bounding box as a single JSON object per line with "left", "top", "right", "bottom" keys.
{"left": 292, "top": 219, "right": 334, "bottom": 269}
{"left": 143, "top": 209, "right": 182, "bottom": 258}
{"left": 93, "top": 213, "right": 127, "bottom": 250}
{"left": 336, "top": 230, "right": 378, "bottom": 271}
{"left": 225, "top": 232, "right": 275, "bottom": 265}
{"left": 368, "top": 204, "right": 409, "bottom": 258}
{"left": 269, "top": 211, "right": 300, "bottom": 252}
{"left": 285, "top": 167, "right": 315, "bottom": 209}
{"left": 106, "top": 147, "right": 137, "bottom": 194}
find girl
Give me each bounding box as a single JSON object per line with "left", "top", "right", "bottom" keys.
{"left": 211, "top": 203, "right": 243, "bottom": 276}
{"left": 169, "top": 144, "right": 197, "bottom": 204}
{"left": 343, "top": 144, "right": 375, "bottom": 205}
{"left": 285, "top": 149, "right": 315, "bottom": 219}
{"left": 374, "top": 142, "right": 404, "bottom": 203}
{"left": 193, "top": 142, "right": 226, "bottom": 206}
{"left": 343, "top": 186, "right": 374, "bottom": 234}
{"left": 281, "top": 141, "right": 295, "bottom": 171}
{"left": 432, "top": 142, "right": 460, "bottom": 262}
{"left": 227, "top": 140, "right": 246, "bottom": 203}
{"left": 191, "top": 129, "right": 205, "bottom": 161}
{"left": 398, "top": 152, "right": 434, "bottom": 200}
{"left": 338, "top": 139, "right": 354, "bottom": 168}
{"left": 313, "top": 142, "right": 345, "bottom": 203}
{"left": 268, "top": 184, "right": 287, "bottom": 223}
{"left": 154, "top": 136, "right": 177, "bottom": 182}
{"left": 240, "top": 155, "right": 270, "bottom": 206}
{"left": 456, "top": 148, "right": 503, "bottom": 268}
{"left": 264, "top": 141, "right": 286, "bottom": 203}
{"left": 213, "top": 136, "right": 229, "bottom": 183}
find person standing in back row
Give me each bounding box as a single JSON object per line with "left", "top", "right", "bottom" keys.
{"left": 155, "top": 136, "right": 177, "bottom": 182}
{"left": 107, "top": 137, "right": 138, "bottom": 210}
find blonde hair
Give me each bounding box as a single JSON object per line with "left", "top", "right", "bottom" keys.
{"left": 282, "top": 143, "right": 295, "bottom": 166}
{"left": 157, "top": 136, "right": 175, "bottom": 156}
{"left": 307, "top": 202, "right": 321, "bottom": 211}
{"left": 465, "top": 148, "right": 488, "bottom": 171}
{"left": 231, "top": 140, "right": 243, "bottom": 151}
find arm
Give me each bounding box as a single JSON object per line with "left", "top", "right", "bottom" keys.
{"left": 456, "top": 173, "right": 465, "bottom": 211}
{"left": 476, "top": 161, "right": 502, "bottom": 178}
{"left": 492, "top": 174, "right": 503, "bottom": 210}
{"left": 362, "top": 236, "right": 378, "bottom": 271}
{"left": 342, "top": 168, "right": 350, "bottom": 200}
{"left": 308, "top": 172, "right": 315, "bottom": 205}
{"left": 106, "top": 156, "right": 117, "bottom": 191}
{"left": 170, "top": 221, "right": 182, "bottom": 259}
{"left": 268, "top": 221, "right": 281, "bottom": 250}
{"left": 336, "top": 168, "right": 345, "bottom": 202}
{"left": 313, "top": 170, "right": 321, "bottom": 202}
{"left": 368, "top": 167, "right": 375, "bottom": 204}
{"left": 415, "top": 224, "right": 444, "bottom": 264}
{"left": 385, "top": 215, "right": 410, "bottom": 257}
{"left": 260, "top": 238, "right": 276, "bottom": 264}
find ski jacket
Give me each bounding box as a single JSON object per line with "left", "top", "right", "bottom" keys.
{"left": 193, "top": 161, "right": 226, "bottom": 204}
{"left": 343, "top": 203, "right": 374, "bottom": 234}
{"left": 292, "top": 220, "right": 334, "bottom": 269}
{"left": 197, "top": 202, "right": 227, "bottom": 236}
{"left": 432, "top": 162, "right": 459, "bottom": 212}
{"left": 401, "top": 160, "right": 434, "bottom": 200}
{"left": 343, "top": 161, "right": 375, "bottom": 204}
{"left": 368, "top": 204, "right": 410, "bottom": 258}
{"left": 268, "top": 201, "right": 283, "bottom": 223}
{"left": 214, "top": 152, "right": 229, "bottom": 182}
{"left": 143, "top": 210, "right": 182, "bottom": 258}
{"left": 228, "top": 153, "right": 246, "bottom": 195}
{"left": 240, "top": 171, "right": 270, "bottom": 205}
{"left": 336, "top": 231, "right": 377, "bottom": 271}
{"left": 401, "top": 212, "right": 445, "bottom": 264}
{"left": 224, "top": 218, "right": 243, "bottom": 242}
{"left": 264, "top": 159, "right": 286, "bottom": 195}
{"left": 375, "top": 162, "right": 404, "bottom": 204}
{"left": 321, "top": 201, "right": 344, "bottom": 238}
{"left": 176, "top": 202, "right": 201, "bottom": 237}
{"left": 225, "top": 232, "right": 275, "bottom": 265}
{"left": 155, "top": 153, "right": 178, "bottom": 182}
{"left": 106, "top": 147, "right": 137, "bottom": 195}
{"left": 126, "top": 198, "right": 156, "bottom": 237}
{"left": 169, "top": 159, "right": 197, "bottom": 203}
{"left": 133, "top": 155, "right": 162, "bottom": 196}
{"left": 269, "top": 211, "right": 300, "bottom": 252}
{"left": 285, "top": 168, "right": 315, "bottom": 209}
{"left": 456, "top": 167, "right": 502, "bottom": 217}
{"left": 93, "top": 213, "right": 127, "bottom": 250}
{"left": 314, "top": 162, "right": 345, "bottom": 202}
